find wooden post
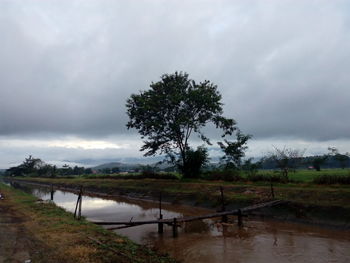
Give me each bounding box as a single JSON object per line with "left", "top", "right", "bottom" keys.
{"left": 220, "top": 186, "right": 228, "bottom": 223}
{"left": 78, "top": 186, "right": 83, "bottom": 220}
{"left": 270, "top": 181, "right": 275, "bottom": 199}
{"left": 74, "top": 194, "right": 80, "bottom": 219}
{"left": 158, "top": 214, "right": 163, "bottom": 234}
{"left": 78, "top": 193, "right": 82, "bottom": 220}
{"left": 74, "top": 186, "right": 83, "bottom": 219}
{"left": 158, "top": 192, "right": 163, "bottom": 234}
{"left": 237, "top": 209, "right": 243, "bottom": 227}
{"left": 172, "top": 218, "right": 178, "bottom": 238}
{"left": 50, "top": 184, "right": 54, "bottom": 201}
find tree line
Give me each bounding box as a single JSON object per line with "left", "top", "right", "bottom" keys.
{"left": 4, "top": 156, "right": 93, "bottom": 177}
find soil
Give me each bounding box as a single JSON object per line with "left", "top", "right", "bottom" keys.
{"left": 8, "top": 178, "right": 350, "bottom": 229}
{"left": 0, "top": 199, "right": 47, "bottom": 263}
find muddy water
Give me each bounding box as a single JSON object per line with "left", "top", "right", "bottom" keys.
{"left": 7, "top": 182, "right": 350, "bottom": 263}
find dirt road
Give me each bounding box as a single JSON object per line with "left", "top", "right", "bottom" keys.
{"left": 0, "top": 198, "right": 46, "bottom": 263}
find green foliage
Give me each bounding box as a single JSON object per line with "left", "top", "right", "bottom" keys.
{"left": 126, "top": 71, "right": 236, "bottom": 177}
{"left": 328, "top": 147, "right": 350, "bottom": 169}
{"left": 313, "top": 174, "right": 350, "bottom": 184}
{"left": 5, "top": 156, "right": 92, "bottom": 177}
{"left": 178, "top": 146, "right": 209, "bottom": 178}
{"left": 246, "top": 173, "right": 290, "bottom": 183}
{"left": 83, "top": 171, "right": 180, "bottom": 180}
{"left": 311, "top": 155, "right": 328, "bottom": 171}
{"left": 267, "top": 146, "right": 306, "bottom": 179}
{"left": 218, "top": 131, "right": 251, "bottom": 169}
{"left": 241, "top": 158, "right": 262, "bottom": 175}
{"left": 202, "top": 169, "right": 243, "bottom": 181}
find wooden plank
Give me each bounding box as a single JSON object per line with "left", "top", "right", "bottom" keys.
{"left": 92, "top": 200, "right": 284, "bottom": 226}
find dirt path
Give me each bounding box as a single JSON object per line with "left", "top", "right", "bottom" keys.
{"left": 0, "top": 199, "right": 46, "bottom": 263}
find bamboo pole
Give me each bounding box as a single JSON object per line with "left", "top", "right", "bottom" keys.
{"left": 270, "top": 181, "right": 275, "bottom": 199}
{"left": 158, "top": 192, "right": 163, "bottom": 233}
{"left": 220, "top": 186, "right": 228, "bottom": 223}
{"left": 92, "top": 200, "right": 283, "bottom": 226}
{"left": 172, "top": 218, "right": 178, "bottom": 238}
{"left": 237, "top": 209, "right": 243, "bottom": 227}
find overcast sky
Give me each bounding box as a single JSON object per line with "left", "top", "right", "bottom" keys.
{"left": 1, "top": 0, "right": 350, "bottom": 168}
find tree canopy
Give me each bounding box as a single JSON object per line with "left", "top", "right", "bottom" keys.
{"left": 126, "top": 72, "right": 241, "bottom": 177}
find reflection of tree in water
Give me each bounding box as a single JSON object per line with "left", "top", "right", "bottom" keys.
{"left": 214, "top": 221, "right": 252, "bottom": 240}
{"left": 8, "top": 182, "right": 52, "bottom": 199}
{"left": 9, "top": 182, "right": 35, "bottom": 195}
{"left": 183, "top": 220, "right": 210, "bottom": 233}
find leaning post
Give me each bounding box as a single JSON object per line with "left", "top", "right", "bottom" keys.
{"left": 237, "top": 209, "right": 243, "bottom": 227}
{"left": 50, "top": 184, "right": 54, "bottom": 201}
{"left": 270, "top": 180, "right": 275, "bottom": 199}
{"left": 78, "top": 186, "right": 83, "bottom": 220}
{"left": 220, "top": 186, "right": 228, "bottom": 223}
{"left": 158, "top": 192, "right": 163, "bottom": 234}
{"left": 172, "top": 218, "right": 178, "bottom": 238}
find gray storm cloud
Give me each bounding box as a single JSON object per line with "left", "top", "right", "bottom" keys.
{"left": 0, "top": 0, "right": 349, "bottom": 141}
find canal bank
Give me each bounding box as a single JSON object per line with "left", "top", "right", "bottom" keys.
{"left": 0, "top": 182, "right": 176, "bottom": 263}
{"left": 3, "top": 179, "right": 350, "bottom": 263}
{"left": 6, "top": 177, "right": 350, "bottom": 229}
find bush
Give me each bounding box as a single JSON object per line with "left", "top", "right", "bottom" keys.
{"left": 201, "top": 170, "right": 243, "bottom": 182}
{"left": 313, "top": 174, "right": 350, "bottom": 184}
{"left": 246, "top": 173, "right": 289, "bottom": 183}
{"left": 83, "top": 171, "right": 179, "bottom": 180}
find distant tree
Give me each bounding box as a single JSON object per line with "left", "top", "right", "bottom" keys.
{"left": 242, "top": 158, "right": 262, "bottom": 176}
{"left": 84, "top": 168, "right": 93, "bottom": 174}
{"left": 311, "top": 155, "right": 328, "bottom": 171}
{"left": 102, "top": 168, "right": 111, "bottom": 174}
{"left": 268, "top": 146, "right": 306, "bottom": 179}
{"left": 111, "top": 167, "right": 120, "bottom": 174}
{"left": 5, "top": 166, "right": 24, "bottom": 177}
{"left": 177, "top": 146, "right": 209, "bottom": 178}
{"left": 328, "top": 147, "right": 350, "bottom": 169}
{"left": 71, "top": 166, "right": 84, "bottom": 175}
{"left": 22, "top": 155, "right": 43, "bottom": 174}
{"left": 5, "top": 156, "right": 56, "bottom": 177}
{"left": 126, "top": 72, "right": 237, "bottom": 178}
{"left": 218, "top": 130, "right": 251, "bottom": 170}
{"left": 37, "top": 164, "right": 56, "bottom": 177}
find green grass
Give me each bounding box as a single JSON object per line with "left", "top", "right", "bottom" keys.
{"left": 255, "top": 168, "right": 350, "bottom": 183}
{"left": 0, "top": 183, "right": 176, "bottom": 263}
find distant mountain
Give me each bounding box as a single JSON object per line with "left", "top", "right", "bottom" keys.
{"left": 64, "top": 156, "right": 166, "bottom": 167}
{"left": 93, "top": 162, "right": 143, "bottom": 171}
{"left": 92, "top": 161, "right": 174, "bottom": 172}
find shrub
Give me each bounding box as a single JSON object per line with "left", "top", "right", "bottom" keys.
{"left": 84, "top": 172, "right": 179, "bottom": 180}
{"left": 313, "top": 174, "right": 350, "bottom": 184}
{"left": 201, "top": 170, "right": 243, "bottom": 182}
{"left": 246, "top": 173, "right": 289, "bottom": 183}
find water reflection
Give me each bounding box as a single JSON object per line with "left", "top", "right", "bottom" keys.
{"left": 6, "top": 181, "right": 350, "bottom": 263}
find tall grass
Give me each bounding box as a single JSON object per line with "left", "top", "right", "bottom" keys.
{"left": 313, "top": 174, "right": 350, "bottom": 184}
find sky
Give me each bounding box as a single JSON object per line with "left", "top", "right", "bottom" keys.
{"left": 1, "top": 0, "right": 350, "bottom": 168}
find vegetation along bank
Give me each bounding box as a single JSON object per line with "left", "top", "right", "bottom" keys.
{"left": 0, "top": 182, "right": 176, "bottom": 263}
{"left": 7, "top": 173, "right": 350, "bottom": 229}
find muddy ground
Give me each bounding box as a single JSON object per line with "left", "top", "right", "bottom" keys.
{"left": 0, "top": 198, "right": 49, "bottom": 263}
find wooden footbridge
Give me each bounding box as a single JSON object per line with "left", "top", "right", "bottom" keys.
{"left": 85, "top": 185, "right": 285, "bottom": 237}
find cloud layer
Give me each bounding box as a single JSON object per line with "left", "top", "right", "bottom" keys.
{"left": 1, "top": 0, "right": 349, "bottom": 167}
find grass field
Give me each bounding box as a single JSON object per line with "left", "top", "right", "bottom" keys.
{"left": 0, "top": 183, "right": 176, "bottom": 263}
{"left": 255, "top": 168, "right": 350, "bottom": 183}
{"left": 78, "top": 168, "right": 350, "bottom": 184}
{"left": 4, "top": 169, "right": 350, "bottom": 227}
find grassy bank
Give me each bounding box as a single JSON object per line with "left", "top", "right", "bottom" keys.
{"left": 6, "top": 176, "right": 350, "bottom": 228}
{"left": 9, "top": 176, "right": 350, "bottom": 207}
{"left": 0, "top": 183, "right": 176, "bottom": 263}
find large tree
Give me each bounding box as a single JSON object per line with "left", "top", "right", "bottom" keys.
{"left": 126, "top": 72, "right": 236, "bottom": 177}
